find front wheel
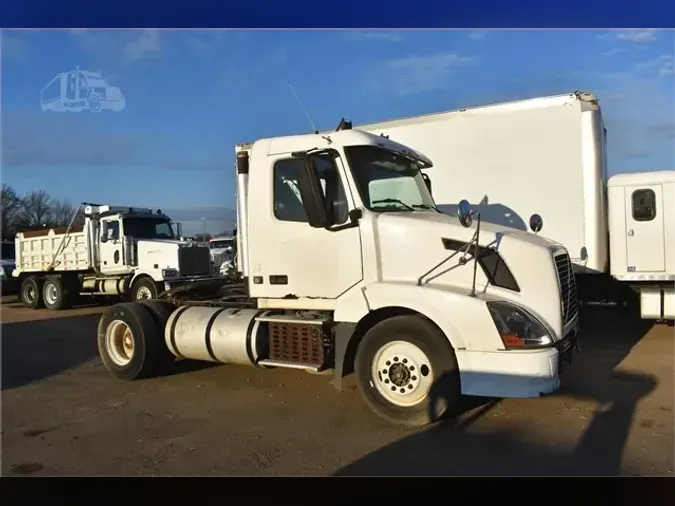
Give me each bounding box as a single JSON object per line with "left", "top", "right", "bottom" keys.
{"left": 355, "top": 315, "right": 461, "bottom": 427}
{"left": 131, "top": 277, "right": 159, "bottom": 301}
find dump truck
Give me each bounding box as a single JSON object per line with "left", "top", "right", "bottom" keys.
{"left": 357, "top": 92, "right": 674, "bottom": 321}
{"left": 96, "top": 125, "right": 580, "bottom": 427}
{"left": 13, "top": 204, "right": 216, "bottom": 310}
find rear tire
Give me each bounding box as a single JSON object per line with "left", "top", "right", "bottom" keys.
{"left": 97, "top": 302, "right": 165, "bottom": 380}
{"left": 136, "top": 299, "right": 177, "bottom": 373}
{"left": 131, "top": 277, "right": 159, "bottom": 301}
{"left": 355, "top": 315, "right": 461, "bottom": 427}
{"left": 20, "top": 276, "right": 44, "bottom": 310}
{"left": 43, "top": 276, "right": 74, "bottom": 310}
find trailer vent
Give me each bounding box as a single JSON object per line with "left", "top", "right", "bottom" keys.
{"left": 268, "top": 320, "right": 330, "bottom": 368}
{"left": 554, "top": 253, "right": 578, "bottom": 326}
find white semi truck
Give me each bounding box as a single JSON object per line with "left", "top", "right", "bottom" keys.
{"left": 97, "top": 127, "right": 580, "bottom": 426}
{"left": 356, "top": 92, "right": 674, "bottom": 322}
{"left": 13, "top": 204, "right": 216, "bottom": 310}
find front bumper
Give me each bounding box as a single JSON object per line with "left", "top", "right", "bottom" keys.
{"left": 163, "top": 275, "right": 221, "bottom": 292}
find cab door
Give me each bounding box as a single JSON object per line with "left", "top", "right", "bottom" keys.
{"left": 247, "top": 149, "right": 363, "bottom": 300}
{"left": 99, "top": 217, "right": 127, "bottom": 275}
{"left": 625, "top": 185, "right": 665, "bottom": 273}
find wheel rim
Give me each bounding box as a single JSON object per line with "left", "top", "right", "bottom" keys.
{"left": 44, "top": 283, "right": 58, "bottom": 305}
{"left": 105, "top": 320, "right": 135, "bottom": 366}
{"left": 136, "top": 286, "right": 152, "bottom": 299}
{"left": 24, "top": 284, "right": 36, "bottom": 303}
{"left": 371, "top": 340, "right": 434, "bottom": 408}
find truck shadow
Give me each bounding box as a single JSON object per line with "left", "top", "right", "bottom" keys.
{"left": 336, "top": 308, "right": 658, "bottom": 476}
{"left": 1, "top": 313, "right": 103, "bottom": 391}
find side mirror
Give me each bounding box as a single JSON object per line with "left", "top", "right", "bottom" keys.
{"left": 175, "top": 221, "right": 183, "bottom": 239}
{"left": 297, "top": 157, "right": 332, "bottom": 229}
{"left": 529, "top": 214, "right": 543, "bottom": 233}
{"left": 100, "top": 221, "right": 108, "bottom": 242}
{"left": 422, "top": 173, "right": 432, "bottom": 196}
{"left": 458, "top": 199, "right": 474, "bottom": 228}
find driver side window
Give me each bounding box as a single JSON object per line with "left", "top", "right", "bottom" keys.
{"left": 273, "top": 155, "right": 349, "bottom": 225}
{"left": 107, "top": 221, "right": 120, "bottom": 240}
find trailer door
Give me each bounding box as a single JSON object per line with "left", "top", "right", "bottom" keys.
{"left": 625, "top": 184, "right": 665, "bottom": 273}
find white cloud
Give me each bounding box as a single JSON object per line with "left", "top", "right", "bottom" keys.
{"left": 469, "top": 30, "right": 488, "bottom": 41}
{"left": 599, "top": 29, "right": 658, "bottom": 43}
{"left": 374, "top": 52, "right": 476, "bottom": 96}
{"left": 71, "top": 29, "right": 163, "bottom": 65}
{"left": 603, "top": 48, "right": 628, "bottom": 57}
{"left": 123, "top": 29, "right": 161, "bottom": 62}
{"left": 344, "top": 31, "right": 403, "bottom": 43}
{"left": 634, "top": 54, "right": 674, "bottom": 78}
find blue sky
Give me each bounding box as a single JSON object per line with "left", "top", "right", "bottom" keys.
{"left": 2, "top": 29, "right": 674, "bottom": 234}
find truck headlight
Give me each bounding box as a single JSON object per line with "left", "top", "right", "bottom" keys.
{"left": 162, "top": 268, "right": 179, "bottom": 279}
{"left": 487, "top": 301, "right": 553, "bottom": 349}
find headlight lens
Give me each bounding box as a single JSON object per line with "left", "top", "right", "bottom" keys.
{"left": 162, "top": 268, "right": 179, "bottom": 278}
{"left": 487, "top": 301, "right": 552, "bottom": 349}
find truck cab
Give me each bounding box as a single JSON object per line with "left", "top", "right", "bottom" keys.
{"left": 98, "top": 128, "right": 580, "bottom": 427}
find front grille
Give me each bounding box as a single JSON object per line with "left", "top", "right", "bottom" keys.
{"left": 178, "top": 246, "right": 211, "bottom": 277}
{"left": 554, "top": 253, "right": 579, "bottom": 326}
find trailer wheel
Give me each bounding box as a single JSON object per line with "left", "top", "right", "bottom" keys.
{"left": 43, "top": 277, "right": 74, "bottom": 310}
{"left": 136, "top": 300, "right": 177, "bottom": 373}
{"left": 131, "top": 277, "right": 159, "bottom": 301}
{"left": 355, "top": 315, "right": 461, "bottom": 427}
{"left": 97, "top": 302, "right": 165, "bottom": 380}
{"left": 20, "top": 276, "right": 44, "bottom": 310}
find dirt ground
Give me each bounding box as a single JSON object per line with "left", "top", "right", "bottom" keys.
{"left": 1, "top": 294, "right": 673, "bottom": 476}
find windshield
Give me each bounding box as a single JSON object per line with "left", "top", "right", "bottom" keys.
{"left": 1, "top": 242, "right": 15, "bottom": 260}
{"left": 210, "top": 240, "right": 234, "bottom": 249}
{"left": 123, "top": 218, "right": 175, "bottom": 240}
{"left": 344, "top": 145, "right": 436, "bottom": 212}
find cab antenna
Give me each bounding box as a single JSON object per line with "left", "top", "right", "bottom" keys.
{"left": 288, "top": 81, "right": 319, "bottom": 134}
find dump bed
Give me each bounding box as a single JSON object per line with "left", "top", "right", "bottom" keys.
{"left": 357, "top": 91, "right": 610, "bottom": 274}
{"left": 14, "top": 225, "right": 91, "bottom": 274}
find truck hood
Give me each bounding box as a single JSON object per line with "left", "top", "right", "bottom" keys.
{"left": 137, "top": 238, "right": 204, "bottom": 248}
{"left": 372, "top": 211, "right": 567, "bottom": 338}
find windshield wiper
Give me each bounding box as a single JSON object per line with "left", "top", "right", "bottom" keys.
{"left": 372, "top": 198, "right": 415, "bottom": 211}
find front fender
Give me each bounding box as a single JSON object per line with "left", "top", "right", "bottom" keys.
{"left": 362, "top": 281, "right": 502, "bottom": 352}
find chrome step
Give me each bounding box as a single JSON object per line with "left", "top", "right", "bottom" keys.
{"left": 256, "top": 359, "right": 321, "bottom": 372}
{"left": 255, "top": 314, "right": 329, "bottom": 326}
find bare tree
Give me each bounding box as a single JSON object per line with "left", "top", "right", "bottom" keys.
{"left": 17, "top": 190, "right": 53, "bottom": 229}
{"left": 1, "top": 184, "right": 22, "bottom": 239}
{"left": 51, "top": 199, "right": 84, "bottom": 228}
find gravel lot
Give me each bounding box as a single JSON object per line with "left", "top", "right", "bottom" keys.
{"left": 1, "top": 294, "right": 673, "bottom": 476}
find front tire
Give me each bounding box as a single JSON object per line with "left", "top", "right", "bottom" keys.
{"left": 131, "top": 277, "right": 159, "bottom": 301}
{"left": 355, "top": 315, "right": 461, "bottom": 427}
{"left": 97, "top": 302, "right": 166, "bottom": 380}
{"left": 20, "top": 276, "right": 44, "bottom": 309}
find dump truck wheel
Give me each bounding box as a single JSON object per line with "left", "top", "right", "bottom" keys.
{"left": 20, "top": 276, "right": 45, "bottom": 310}
{"left": 131, "top": 277, "right": 159, "bottom": 301}
{"left": 42, "top": 276, "right": 74, "bottom": 310}
{"left": 97, "top": 302, "right": 165, "bottom": 380}
{"left": 355, "top": 315, "right": 461, "bottom": 427}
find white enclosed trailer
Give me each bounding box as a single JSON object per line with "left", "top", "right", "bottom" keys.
{"left": 13, "top": 204, "right": 216, "bottom": 310}
{"left": 97, "top": 127, "right": 580, "bottom": 427}
{"left": 357, "top": 92, "right": 674, "bottom": 320}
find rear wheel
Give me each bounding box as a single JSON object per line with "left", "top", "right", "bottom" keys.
{"left": 355, "top": 315, "right": 461, "bottom": 427}
{"left": 20, "top": 276, "right": 44, "bottom": 309}
{"left": 136, "top": 299, "right": 177, "bottom": 373}
{"left": 43, "top": 276, "right": 74, "bottom": 310}
{"left": 97, "top": 302, "right": 166, "bottom": 380}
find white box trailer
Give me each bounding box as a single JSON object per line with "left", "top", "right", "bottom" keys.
{"left": 357, "top": 91, "right": 674, "bottom": 321}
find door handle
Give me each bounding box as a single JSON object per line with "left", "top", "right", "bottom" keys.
{"left": 627, "top": 229, "right": 634, "bottom": 236}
